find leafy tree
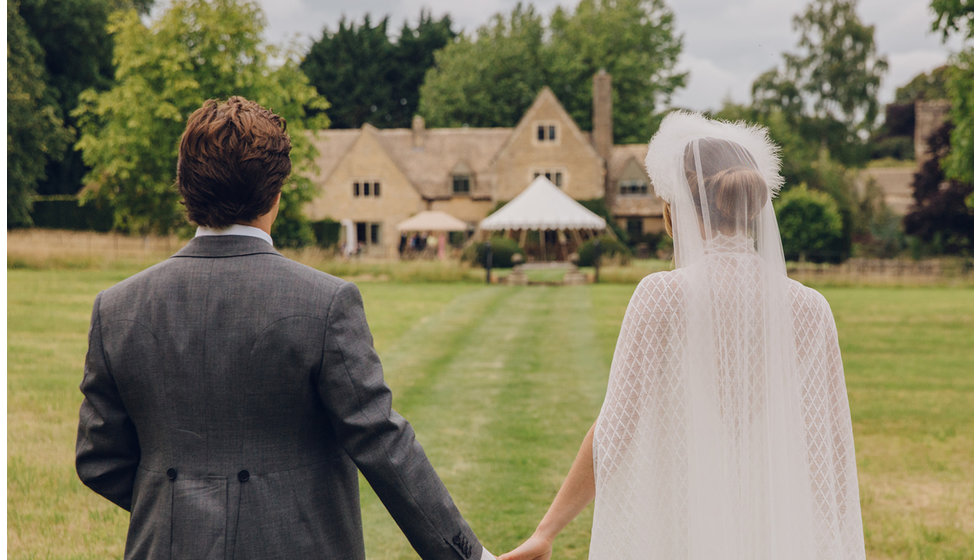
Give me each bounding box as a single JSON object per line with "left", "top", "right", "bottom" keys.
{"left": 941, "top": 52, "right": 973, "bottom": 184}
{"left": 301, "top": 11, "right": 455, "bottom": 129}
{"left": 775, "top": 186, "right": 844, "bottom": 263}
{"left": 389, "top": 12, "right": 457, "bottom": 127}
{"left": 547, "top": 0, "right": 686, "bottom": 142}
{"left": 301, "top": 15, "right": 394, "bottom": 129}
{"left": 7, "top": 0, "right": 71, "bottom": 227}
{"left": 894, "top": 65, "right": 949, "bottom": 104}
{"left": 930, "top": 0, "right": 974, "bottom": 40}
{"left": 903, "top": 122, "right": 973, "bottom": 255}
{"left": 73, "top": 0, "right": 329, "bottom": 245}
{"left": 929, "top": 0, "right": 973, "bottom": 184}
{"left": 752, "top": 0, "right": 887, "bottom": 165}
{"left": 419, "top": 0, "right": 686, "bottom": 140}
{"left": 18, "top": 0, "right": 154, "bottom": 199}
{"left": 419, "top": 4, "right": 552, "bottom": 128}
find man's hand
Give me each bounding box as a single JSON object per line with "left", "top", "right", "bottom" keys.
{"left": 498, "top": 534, "right": 552, "bottom": 560}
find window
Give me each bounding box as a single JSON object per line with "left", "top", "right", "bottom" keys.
{"left": 353, "top": 180, "right": 382, "bottom": 198}
{"left": 452, "top": 175, "right": 471, "bottom": 194}
{"left": 619, "top": 179, "right": 648, "bottom": 195}
{"left": 356, "top": 222, "right": 382, "bottom": 245}
{"left": 534, "top": 122, "right": 558, "bottom": 143}
{"left": 627, "top": 218, "right": 644, "bottom": 240}
{"left": 533, "top": 169, "right": 565, "bottom": 188}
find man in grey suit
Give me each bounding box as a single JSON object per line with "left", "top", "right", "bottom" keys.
{"left": 76, "top": 96, "right": 492, "bottom": 559}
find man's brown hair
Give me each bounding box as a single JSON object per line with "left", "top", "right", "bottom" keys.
{"left": 177, "top": 96, "right": 292, "bottom": 228}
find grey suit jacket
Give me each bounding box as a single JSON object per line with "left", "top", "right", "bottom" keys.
{"left": 76, "top": 235, "right": 482, "bottom": 560}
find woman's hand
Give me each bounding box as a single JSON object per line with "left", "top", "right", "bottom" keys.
{"left": 498, "top": 533, "right": 553, "bottom": 560}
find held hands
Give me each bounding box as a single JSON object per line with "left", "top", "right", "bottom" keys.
{"left": 498, "top": 533, "right": 553, "bottom": 560}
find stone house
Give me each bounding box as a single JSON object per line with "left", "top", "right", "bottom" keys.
{"left": 307, "top": 72, "right": 665, "bottom": 257}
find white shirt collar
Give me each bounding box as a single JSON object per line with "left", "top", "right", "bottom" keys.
{"left": 195, "top": 224, "right": 274, "bottom": 247}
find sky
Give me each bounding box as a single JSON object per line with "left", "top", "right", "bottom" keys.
{"left": 250, "top": 0, "right": 960, "bottom": 113}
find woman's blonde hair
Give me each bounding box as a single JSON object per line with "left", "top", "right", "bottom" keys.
{"left": 682, "top": 138, "right": 768, "bottom": 235}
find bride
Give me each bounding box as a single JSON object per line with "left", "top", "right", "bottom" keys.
{"left": 500, "top": 112, "right": 865, "bottom": 560}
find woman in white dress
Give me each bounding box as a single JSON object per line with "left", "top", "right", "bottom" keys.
{"left": 500, "top": 112, "right": 865, "bottom": 560}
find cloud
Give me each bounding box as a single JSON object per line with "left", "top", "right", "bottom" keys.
{"left": 671, "top": 54, "right": 748, "bottom": 112}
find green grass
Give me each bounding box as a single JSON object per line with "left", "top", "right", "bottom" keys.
{"left": 7, "top": 267, "right": 973, "bottom": 559}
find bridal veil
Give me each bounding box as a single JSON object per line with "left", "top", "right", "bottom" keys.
{"left": 591, "top": 112, "right": 864, "bottom": 559}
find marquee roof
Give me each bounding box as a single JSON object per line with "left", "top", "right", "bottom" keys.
{"left": 479, "top": 176, "right": 607, "bottom": 231}
{"left": 397, "top": 210, "right": 469, "bottom": 232}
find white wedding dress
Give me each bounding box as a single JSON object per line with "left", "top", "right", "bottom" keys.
{"left": 589, "top": 113, "right": 864, "bottom": 559}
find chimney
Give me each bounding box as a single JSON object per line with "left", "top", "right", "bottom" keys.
{"left": 412, "top": 115, "right": 425, "bottom": 149}
{"left": 592, "top": 70, "right": 614, "bottom": 204}
{"left": 592, "top": 70, "right": 613, "bottom": 162}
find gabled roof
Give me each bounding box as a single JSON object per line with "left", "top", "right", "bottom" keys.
{"left": 609, "top": 144, "right": 649, "bottom": 182}
{"left": 374, "top": 128, "right": 511, "bottom": 199}
{"left": 309, "top": 129, "right": 362, "bottom": 182}
{"left": 479, "top": 176, "right": 607, "bottom": 231}
{"left": 311, "top": 126, "right": 510, "bottom": 200}
{"left": 489, "top": 87, "right": 603, "bottom": 168}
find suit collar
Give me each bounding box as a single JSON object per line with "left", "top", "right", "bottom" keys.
{"left": 172, "top": 235, "right": 284, "bottom": 259}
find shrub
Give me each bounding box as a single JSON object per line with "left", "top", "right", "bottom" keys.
{"left": 463, "top": 236, "right": 524, "bottom": 268}
{"left": 30, "top": 197, "right": 113, "bottom": 232}
{"left": 870, "top": 136, "right": 914, "bottom": 161}
{"left": 578, "top": 198, "right": 629, "bottom": 243}
{"left": 311, "top": 218, "right": 341, "bottom": 249}
{"left": 775, "top": 186, "right": 844, "bottom": 263}
{"left": 577, "top": 235, "right": 631, "bottom": 267}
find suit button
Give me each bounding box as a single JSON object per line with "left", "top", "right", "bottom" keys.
{"left": 237, "top": 470, "right": 250, "bottom": 483}
{"left": 166, "top": 468, "right": 177, "bottom": 481}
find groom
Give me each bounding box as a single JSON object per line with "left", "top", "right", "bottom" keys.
{"left": 76, "top": 96, "right": 491, "bottom": 559}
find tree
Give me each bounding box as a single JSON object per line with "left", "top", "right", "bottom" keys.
{"left": 388, "top": 12, "right": 457, "bottom": 127}
{"left": 775, "top": 186, "right": 844, "bottom": 263}
{"left": 894, "top": 65, "right": 949, "bottom": 104}
{"left": 930, "top": 0, "right": 974, "bottom": 40}
{"left": 301, "top": 15, "right": 394, "bottom": 129}
{"left": 418, "top": 0, "right": 686, "bottom": 139}
{"left": 301, "top": 11, "right": 455, "bottom": 129}
{"left": 7, "top": 0, "right": 71, "bottom": 227}
{"left": 752, "top": 0, "right": 887, "bottom": 165}
{"left": 418, "top": 4, "right": 552, "bottom": 128}
{"left": 903, "top": 122, "right": 973, "bottom": 255}
{"left": 929, "top": 0, "right": 973, "bottom": 184}
{"left": 547, "top": 0, "right": 686, "bottom": 143}
{"left": 73, "top": 0, "right": 329, "bottom": 244}
{"left": 18, "top": 0, "right": 122, "bottom": 198}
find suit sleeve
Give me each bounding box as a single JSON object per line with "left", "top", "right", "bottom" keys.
{"left": 316, "top": 281, "right": 483, "bottom": 560}
{"left": 76, "top": 292, "right": 140, "bottom": 511}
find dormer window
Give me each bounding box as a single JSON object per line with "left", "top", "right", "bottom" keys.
{"left": 452, "top": 175, "right": 471, "bottom": 194}
{"left": 619, "top": 179, "right": 648, "bottom": 195}
{"left": 534, "top": 121, "right": 559, "bottom": 144}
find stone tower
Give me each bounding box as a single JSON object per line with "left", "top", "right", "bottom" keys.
{"left": 914, "top": 99, "right": 951, "bottom": 166}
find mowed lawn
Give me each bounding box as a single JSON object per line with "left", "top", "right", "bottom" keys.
{"left": 7, "top": 267, "right": 973, "bottom": 559}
